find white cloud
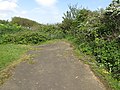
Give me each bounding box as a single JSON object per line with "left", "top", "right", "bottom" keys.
{"left": 0, "top": 0, "right": 18, "bottom": 12}
{"left": 14, "top": 11, "right": 27, "bottom": 18}
{"left": 33, "top": 0, "right": 62, "bottom": 23}
{"left": 21, "top": 11, "right": 27, "bottom": 15}
{"left": 35, "top": 0, "right": 57, "bottom": 7}
{"left": 0, "top": 0, "right": 26, "bottom": 20}
{"left": 0, "top": 13, "right": 7, "bottom": 18}
{"left": 0, "top": 0, "right": 19, "bottom": 20}
{"left": 28, "top": 4, "right": 62, "bottom": 24}
{"left": 0, "top": 0, "right": 62, "bottom": 24}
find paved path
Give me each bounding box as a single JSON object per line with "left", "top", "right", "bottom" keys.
{"left": 0, "top": 41, "right": 106, "bottom": 90}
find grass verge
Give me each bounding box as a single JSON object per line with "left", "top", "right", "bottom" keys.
{"left": 0, "top": 44, "right": 31, "bottom": 85}
{"left": 0, "top": 40, "right": 60, "bottom": 85}
{"left": 0, "top": 44, "right": 30, "bottom": 70}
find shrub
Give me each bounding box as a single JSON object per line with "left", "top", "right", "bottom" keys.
{"left": 1, "top": 31, "right": 49, "bottom": 44}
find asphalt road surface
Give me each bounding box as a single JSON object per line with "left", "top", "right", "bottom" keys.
{"left": 0, "top": 41, "right": 106, "bottom": 90}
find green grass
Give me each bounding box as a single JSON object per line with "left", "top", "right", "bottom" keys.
{"left": 0, "top": 44, "right": 30, "bottom": 70}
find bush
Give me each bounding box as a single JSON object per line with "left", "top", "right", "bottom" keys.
{"left": 0, "top": 24, "right": 23, "bottom": 35}
{"left": 1, "top": 31, "right": 49, "bottom": 44}
{"left": 92, "top": 39, "right": 120, "bottom": 80}
{"left": 61, "top": 0, "right": 120, "bottom": 81}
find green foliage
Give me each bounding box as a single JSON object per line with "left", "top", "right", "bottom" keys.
{"left": 0, "top": 20, "right": 9, "bottom": 24}
{"left": 0, "top": 1, "right": 119, "bottom": 89}
{"left": 99, "top": 0, "right": 120, "bottom": 39}
{"left": 92, "top": 39, "right": 120, "bottom": 80}
{"left": 0, "top": 23, "right": 22, "bottom": 35}
{"left": 1, "top": 31, "right": 49, "bottom": 44}
{"left": 61, "top": 5, "right": 79, "bottom": 34}
{"left": 0, "top": 20, "right": 64, "bottom": 45}
{"left": 61, "top": 1, "right": 120, "bottom": 88}
{"left": 38, "top": 24, "right": 65, "bottom": 39}
{"left": 11, "top": 17, "right": 41, "bottom": 30}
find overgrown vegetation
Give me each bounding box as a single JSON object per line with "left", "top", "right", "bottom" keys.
{"left": 60, "top": 0, "right": 120, "bottom": 89}
{"left": 0, "top": 0, "right": 119, "bottom": 89}
{"left": 0, "top": 18, "right": 64, "bottom": 74}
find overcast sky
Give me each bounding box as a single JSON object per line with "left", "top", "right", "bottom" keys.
{"left": 0, "top": 0, "right": 112, "bottom": 24}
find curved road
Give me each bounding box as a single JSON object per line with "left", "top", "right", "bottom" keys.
{"left": 0, "top": 41, "right": 106, "bottom": 90}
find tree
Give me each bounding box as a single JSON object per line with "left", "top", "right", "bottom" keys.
{"left": 0, "top": 20, "right": 9, "bottom": 24}
{"left": 11, "top": 17, "right": 41, "bottom": 30}
{"left": 101, "top": 0, "right": 120, "bottom": 39}
{"left": 61, "top": 5, "right": 79, "bottom": 34}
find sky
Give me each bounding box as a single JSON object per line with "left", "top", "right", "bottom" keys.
{"left": 0, "top": 0, "right": 112, "bottom": 24}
